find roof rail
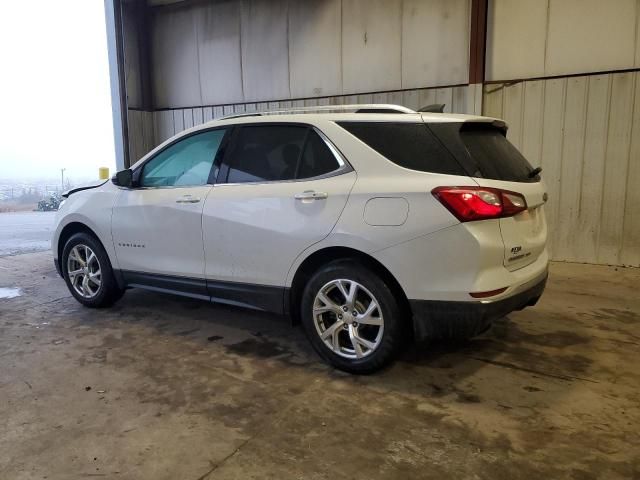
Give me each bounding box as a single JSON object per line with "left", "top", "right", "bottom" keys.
{"left": 220, "top": 103, "right": 416, "bottom": 120}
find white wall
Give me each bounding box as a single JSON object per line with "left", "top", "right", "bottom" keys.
{"left": 149, "top": 0, "right": 471, "bottom": 108}
{"left": 486, "top": 0, "right": 640, "bottom": 81}
{"left": 484, "top": 72, "right": 640, "bottom": 267}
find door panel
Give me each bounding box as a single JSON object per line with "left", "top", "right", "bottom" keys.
{"left": 112, "top": 185, "right": 212, "bottom": 278}
{"left": 202, "top": 171, "right": 356, "bottom": 286}
{"left": 111, "top": 128, "right": 228, "bottom": 281}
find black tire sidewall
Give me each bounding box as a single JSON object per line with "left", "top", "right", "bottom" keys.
{"left": 61, "top": 232, "right": 121, "bottom": 308}
{"left": 300, "top": 260, "right": 404, "bottom": 374}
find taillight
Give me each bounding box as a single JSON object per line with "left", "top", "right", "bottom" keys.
{"left": 432, "top": 187, "right": 527, "bottom": 222}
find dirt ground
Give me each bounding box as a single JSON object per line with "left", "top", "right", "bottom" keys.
{"left": 1, "top": 251, "right": 639, "bottom": 479}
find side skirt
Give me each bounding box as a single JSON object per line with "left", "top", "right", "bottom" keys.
{"left": 118, "top": 270, "right": 288, "bottom": 315}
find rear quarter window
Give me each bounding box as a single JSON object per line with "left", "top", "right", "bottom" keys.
{"left": 336, "top": 122, "right": 466, "bottom": 176}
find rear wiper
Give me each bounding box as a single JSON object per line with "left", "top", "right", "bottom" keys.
{"left": 528, "top": 166, "right": 542, "bottom": 178}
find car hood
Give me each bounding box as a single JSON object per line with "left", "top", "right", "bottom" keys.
{"left": 62, "top": 179, "right": 108, "bottom": 198}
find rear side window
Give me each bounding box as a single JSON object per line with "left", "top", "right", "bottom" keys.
{"left": 297, "top": 130, "right": 340, "bottom": 179}
{"left": 429, "top": 122, "right": 539, "bottom": 183}
{"left": 336, "top": 122, "right": 465, "bottom": 175}
{"left": 226, "top": 125, "right": 340, "bottom": 183}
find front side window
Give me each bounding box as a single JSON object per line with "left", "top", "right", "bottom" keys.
{"left": 226, "top": 125, "right": 340, "bottom": 183}
{"left": 141, "top": 129, "right": 227, "bottom": 187}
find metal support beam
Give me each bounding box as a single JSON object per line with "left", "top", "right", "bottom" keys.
{"left": 104, "top": 0, "right": 130, "bottom": 170}
{"left": 468, "top": 0, "right": 488, "bottom": 115}
{"left": 469, "top": 0, "right": 488, "bottom": 84}
{"left": 132, "top": 0, "right": 153, "bottom": 111}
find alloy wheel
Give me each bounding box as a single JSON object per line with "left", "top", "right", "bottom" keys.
{"left": 66, "top": 244, "right": 102, "bottom": 299}
{"left": 313, "top": 279, "right": 384, "bottom": 359}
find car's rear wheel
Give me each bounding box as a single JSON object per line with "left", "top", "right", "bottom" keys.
{"left": 301, "top": 260, "right": 404, "bottom": 374}
{"left": 61, "top": 232, "right": 124, "bottom": 308}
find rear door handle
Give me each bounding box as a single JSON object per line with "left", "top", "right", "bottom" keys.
{"left": 294, "top": 191, "right": 328, "bottom": 201}
{"left": 176, "top": 195, "right": 201, "bottom": 204}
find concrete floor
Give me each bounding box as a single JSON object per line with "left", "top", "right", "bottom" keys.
{"left": 0, "top": 252, "right": 639, "bottom": 479}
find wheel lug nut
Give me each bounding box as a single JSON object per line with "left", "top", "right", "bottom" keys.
{"left": 352, "top": 311, "right": 358, "bottom": 316}
{"left": 338, "top": 314, "right": 343, "bottom": 319}
{"left": 342, "top": 306, "right": 348, "bottom": 312}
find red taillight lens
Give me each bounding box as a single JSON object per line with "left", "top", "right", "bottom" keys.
{"left": 432, "top": 187, "right": 527, "bottom": 222}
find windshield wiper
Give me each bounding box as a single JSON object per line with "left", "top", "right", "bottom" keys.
{"left": 528, "top": 166, "right": 542, "bottom": 178}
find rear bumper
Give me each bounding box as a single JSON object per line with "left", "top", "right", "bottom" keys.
{"left": 409, "top": 271, "right": 548, "bottom": 341}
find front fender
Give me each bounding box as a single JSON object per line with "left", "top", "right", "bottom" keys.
{"left": 52, "top": 187, "right": 120, "bottom": 268}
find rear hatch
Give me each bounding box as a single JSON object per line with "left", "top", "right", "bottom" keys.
{"left": 428, "top": 120, "right": 547, "bottom": 271}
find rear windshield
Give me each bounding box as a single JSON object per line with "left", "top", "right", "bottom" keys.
{"left": 336, "top": 122, "right": 466, "bottom": 176}
{"left": 430, "top": 122, "right": 540, "bottom": 183}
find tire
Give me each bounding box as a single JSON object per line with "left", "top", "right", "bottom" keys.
{"left": 300, "top": 259, "right": 405, "bottom": 374}
{"left": 61, "top": 232, "right": 124, "bottom": 308}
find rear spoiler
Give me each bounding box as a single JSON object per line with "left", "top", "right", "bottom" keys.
{"left": 459, "top": 120, "right": 508, "bottom": 134}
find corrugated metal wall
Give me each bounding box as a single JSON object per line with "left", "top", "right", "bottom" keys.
{"left": 483, "top": 71, "right": 640, "bottom": 267}
{"left": 143, "top": 84, "right": 474, "bottom": 147}
{"left": 126, "top": 110, "right": 156, "bottom": 166}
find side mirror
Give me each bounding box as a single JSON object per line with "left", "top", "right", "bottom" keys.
{"left": 112, "top": 169, "right": 133, "bottom": 188}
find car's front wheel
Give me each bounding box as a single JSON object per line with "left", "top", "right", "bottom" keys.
{"left": 301, "top": 260, "right": 405, "bottom": 374}
{"left": 61, "top": 232, "right": 124, "bottom": 308}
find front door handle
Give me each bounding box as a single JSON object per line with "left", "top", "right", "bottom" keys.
{"left": 294, "top": 191, "right": 328, "bottom": 201}
{"left": 176, "top": 195, "right": 201, "bottom": 204}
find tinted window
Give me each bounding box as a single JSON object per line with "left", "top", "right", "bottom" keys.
{"left": 227, "top": 126, "right": 340, "bottom": 183}
{"left": 141, "top": 129, "right": 226, "bottom": 187}
{"left": 429, "top": 122, "right": 539, "bottom": 183}
{"left": 459, "top": 124, "right": 537, "bottom": 182}
{"left": 227, "top": 126, "right": 306, "bottom": 183}
{"left": 298, "top": 130, "right": 340, "bottom": 178}
{"left": 337, "top": 122, "right": 465, "bottom": 175}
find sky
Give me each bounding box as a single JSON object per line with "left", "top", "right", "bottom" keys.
{"left": 0, "top": 1, "right": 116, "bottom": 182}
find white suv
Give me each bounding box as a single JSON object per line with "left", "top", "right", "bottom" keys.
{"left": 52, "top": 105, "right": 548, "bottom": 373}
